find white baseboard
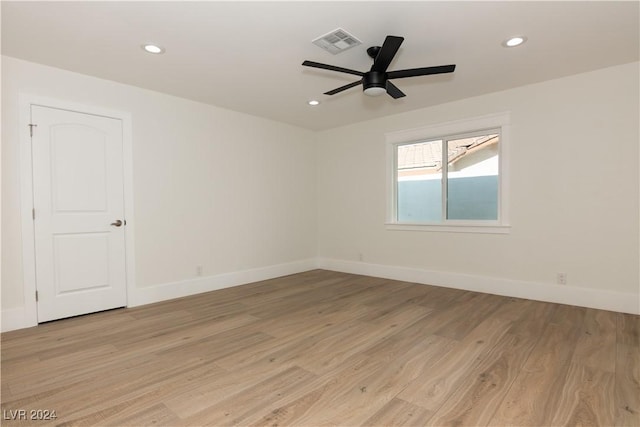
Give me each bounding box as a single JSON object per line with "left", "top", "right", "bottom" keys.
{"left": 317, "top": 258, "right": 640, "bottom": 315}
{"left": 128, "top": 258, "right": 319, "bottom": 307}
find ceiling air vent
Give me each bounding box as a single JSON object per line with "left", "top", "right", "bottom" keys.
{"left": 312, "top": 28, "right": 362, "bottom": 54}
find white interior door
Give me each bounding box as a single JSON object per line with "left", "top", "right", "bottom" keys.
{"left": 31, "top": 105, "right": 127, "bottom": 322}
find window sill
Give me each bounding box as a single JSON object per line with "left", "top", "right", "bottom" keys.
{"left": 385, "top": 223, "right": 511, "bottom": 234}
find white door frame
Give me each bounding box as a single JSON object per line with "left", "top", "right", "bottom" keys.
{"left": 19, "top": 94, "right": 136, "bottom": 327}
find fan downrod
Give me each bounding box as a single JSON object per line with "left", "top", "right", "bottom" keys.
{"left": 366, "top": 46, "right": 381, "bottom": 60}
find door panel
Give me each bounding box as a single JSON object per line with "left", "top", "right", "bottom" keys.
{"left": 53, "top": 233, "right": 110, "bottom": 293}
{"left": 32, "top": 105, "right": 127, "bottom": 322}
{"left": 51, "top": 125, "right": 108, "bottom": 212}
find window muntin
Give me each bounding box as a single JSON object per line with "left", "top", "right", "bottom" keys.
{"left": 394, "top": 129, "right": 500, "bottom": 224}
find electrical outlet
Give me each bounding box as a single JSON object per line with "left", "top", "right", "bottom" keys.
{"left": 196, "top": 265, "right": 203, "bottom": 276}
{"left": 358, "top": 253, "right": 364, "bottom": 262}
{"left": 557, "top": 272, "right": 567, "bottom": 285}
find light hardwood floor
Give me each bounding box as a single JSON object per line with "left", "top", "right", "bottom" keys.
{"left": 1, "top": 270, "right": 638, "bottom": 426}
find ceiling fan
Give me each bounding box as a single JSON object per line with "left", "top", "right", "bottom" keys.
{"left": 302, "top": 35, "right": 456, "bottom": 99}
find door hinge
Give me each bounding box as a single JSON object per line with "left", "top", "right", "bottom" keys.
{"left": 32, "top": 208, "right": 35, "bottom": 220}
{"left": 28, "top": 123, "right": 38, "bottom": 137}
{"left": 35, "top": 291, "right": 39, "bottom": 302}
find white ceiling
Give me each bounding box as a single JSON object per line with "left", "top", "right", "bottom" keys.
{"left": 2, "top": 1, "right": 638, "bottom": 131}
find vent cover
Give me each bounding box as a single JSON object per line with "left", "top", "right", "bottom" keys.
{"left": 312, "top": 28, "right": 362, "bottom": 54}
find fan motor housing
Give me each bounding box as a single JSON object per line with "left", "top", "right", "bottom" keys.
{"left": 363, "top": 71, "right": 386, "bottom": 92}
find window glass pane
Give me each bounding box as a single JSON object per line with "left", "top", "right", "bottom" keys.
{"left": 397, "top": 140, "right": 442, "bottom": 222}
{"left": 446, "top": 134, "right": 499, "bottom": 220}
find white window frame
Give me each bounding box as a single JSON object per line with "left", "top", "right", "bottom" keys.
{"left": 385, "top": 112, "right": 511, "bottom": 234}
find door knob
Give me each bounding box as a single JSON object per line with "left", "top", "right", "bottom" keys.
{"left": 110, "top": 219, "right": 123, "bottom": 227}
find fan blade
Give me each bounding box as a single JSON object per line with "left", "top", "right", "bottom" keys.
{"left": 371, "top": 36, "right": 404, "bottom": 72}
{"left": 386, "top": 81, "right": 406, "bottom": 99}
{"left": 302, "top": 60, "right": 364, "bottom": 77}
{"left": 387, "top": 64, "right": 456, "bottom": 79}
{"left": 324, "top": 80, "right": 362, "bottom": 95}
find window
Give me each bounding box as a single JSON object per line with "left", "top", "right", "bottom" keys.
{"left": 386, "top": 113, "right": 510, "bottom": 233}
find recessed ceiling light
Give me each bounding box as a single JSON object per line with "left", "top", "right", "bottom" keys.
{"left": 503, "top": 36, "right": 527, "bottom": 48}
{"left": 308, "top": 100, "right": 320, "bottom": 106}
{"left": 142, "top": 44, "right": 165, "bottom": 54}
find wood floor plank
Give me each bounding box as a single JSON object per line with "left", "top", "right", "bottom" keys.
{"left": 548, "top": 362, "right": 616, "bottom": 426}
{"left": 423, "top": 299, "right": 551, "bottom": 426}
{"left": 239, "top": 299, "right": 371, "bottom": 341}
{"left": 179, "top": 366, "right": 317, "bottom": 427}
{"left": 1, "top": 270, "right": 635, "bottom": 427}
{"left": 571, "top": 308, "right": 617, "bottom": 372}
{"left": 242, "top": 274, "right": 384, "bottom": 317}
{"left": 615, "top": 312, "right": 640, "bottom": 425}
{"left": 3, "top": 357, "right": 225, "bottom": 426}
{"left": 406, "top": 285, "right": 467, "bottom": 310}
{"left": 251, "top": 333, "right": 453, "bottom": 427}
{"left": 5, "top": 344, "right": 120, "bottom": 397}
{"left": 162, "top": 361, "right": 294, "bottom": 418}
{"left": 104, "top": 403, "right": 181, "bottom": 427}
{"left": 361, "top": 398, "right": 434, "bottom": 427}
{"left": 359, "top": 280, "right": 435, "bottom": 308}
{"left": 397, "top": 314, "right": 514, "bottom": 411}
{"left": 488, "top": 305, "right": 586, "bottom": 426}
{"left": 0, "top": 311, "right": 136, "bottom": 360}
{"left": 617, "top": 312, "right": 640, "bottom": 346}
{"left": 434, "top": 292, "right": 507, "bottom": 340}
{"left": 155, "top": 328, "right": 274, "bottom": 360}
{"left": 319, "top": 334, "right": 456, "bottom": 426}
{"left": 273, "top": 318, "right": 393, "bottom": 375}
{"left": 244, "top": 355, "right": 388, "bottom": 427}
{"left": 615, "top": 342, "right": 640, "bottom": 426}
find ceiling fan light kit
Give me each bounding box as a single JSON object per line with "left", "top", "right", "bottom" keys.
{"left": 302, "top": 35, "right": 456, "bottom": 99}
{"left": 364, "top": 86, "right": 386, "bottom": 96}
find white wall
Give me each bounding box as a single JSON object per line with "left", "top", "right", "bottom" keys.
{"left": 317, "top": 62, "right": 639, "bottom": 313}
{"left": 1, "top": 56, "right": 317, "bottom": 327}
